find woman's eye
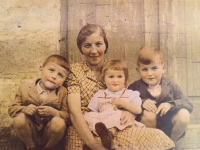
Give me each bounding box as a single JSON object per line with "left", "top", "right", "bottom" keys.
{"left": 96, "top": 42, "right": 102, "bottom": 47}
{"left": 118, "top": 75, "right": 122, "bottom": 78}
{"left": 84, "top": 44, "right": 91, "bottom": 48}
{"left": 152, "top": 67, "right": 158, "bottom": 70}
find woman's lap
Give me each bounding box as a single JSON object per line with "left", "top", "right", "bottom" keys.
{"left": 65, "top": 126, "right": 175, "bottom": 150}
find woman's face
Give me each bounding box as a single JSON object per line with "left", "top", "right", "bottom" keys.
{"left": 81, "top": 29, "right": 106, "bottom": 67}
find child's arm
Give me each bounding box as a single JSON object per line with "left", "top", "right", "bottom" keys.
{"left": 38, "top": 86, "right": 69, "bottom": 120}
{"left": 171, "top": 83, "right": 193, "bottom": 113}
{"left": 142, "top": 99, "right": 157, "bottom": 112}
{"left": 8, "top": 83, "right": 37, "bottom": 118}
{"left": 112, "top": 90, "right": 142, "bottom": 114}
{"left": 37, "top": 106, "right": 60, "bottom": 117}
{"left": 113, "top": 98, "right": 142, "bottom": 114}
{"left": 156, "top": 81, "right": 193, "bottom": 116}
{"left": 156, "top": 102, "right": 172, "bottom": 116}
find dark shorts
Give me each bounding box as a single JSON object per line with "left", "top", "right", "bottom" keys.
{"left": 27, "top": 116, "right": 50, "bottom": 147}
{"left": 136, "top": 108, "right": 181, "bottom": 137}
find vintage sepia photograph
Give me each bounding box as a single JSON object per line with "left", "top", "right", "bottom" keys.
{"left": 0, "top": 0, "right": 199, "bottom": 150}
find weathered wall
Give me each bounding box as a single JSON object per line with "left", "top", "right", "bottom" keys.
{"left": 0, "top": 0, "right": 67, "bottom": 127}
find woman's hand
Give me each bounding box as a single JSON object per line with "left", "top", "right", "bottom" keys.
{"left": 37, "top": 106, "right": 59, "bottom": 117}
{"left": 22, "top": 104, "right": 37, "bottom": 115}
{"left": 88, "top": 139, "right": 107, "bottom": 150}
{"left": 142, "top": 99, "right": 157, "bottom": 112}
{"left": 68, "top": 93, "right": 105, "bottom": 150}
{"left": 156, "top": 102, "right": 172, "bottom": 116}
{"left": 120, "top": 111, "right": 136, "bottom": 126}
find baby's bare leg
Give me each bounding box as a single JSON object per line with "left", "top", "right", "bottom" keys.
{"left": 108, "top": 127, "right": 117, "bottom": 135}
{"left": 13, "top": 113, "right": 35, "bottom": 149}
{"left": 44, "top": 117, "right": 66, "bottom": 148}
{"left": 171, "top": 108, "right": 190, "bottom": 141}
{"left": 140, "top": 110, "right": 157, "bottom": 128}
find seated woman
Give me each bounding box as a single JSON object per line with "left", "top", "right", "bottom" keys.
{"left": 64, "top": 24, "right": 175, "bottom": 150}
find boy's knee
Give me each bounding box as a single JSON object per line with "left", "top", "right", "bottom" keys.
{"left": 49, "top": 117, "right": 66, "bottom": 133}
{"left": 172, "top": 109, "right": 190, "bottom": 125}
{"left": 13, "top": 113, "right": 28, "bottom": 128}
{"left": 142, "top": 110, "right": 157, "bottom": 122}
{"left": 141, "top": 110, "right": 157, "bottom": 127}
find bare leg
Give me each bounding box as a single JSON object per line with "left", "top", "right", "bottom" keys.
{"left": 170, "top": 109, "right": 190, "bottom": 142}
{"left": 140, "top": 110, "right": 157, "bottom": 128}
{"left": 44, "top": 117, "right": 66, "bottom": 148}
{"left": 13, "top": 113, "right": 35, "bottom": 149}
{"left": 108, "top": 127, "right": 117, "bottom": 136}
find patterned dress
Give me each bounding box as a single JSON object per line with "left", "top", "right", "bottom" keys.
{"left": 65, "top": 62, "right": 175, "bottom": 150}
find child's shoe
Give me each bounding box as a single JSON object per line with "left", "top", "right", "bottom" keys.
{"left": 95, "top": 122, "right": 113, "bottom": 149}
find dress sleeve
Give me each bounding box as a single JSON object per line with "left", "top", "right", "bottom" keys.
{"left": 129, "top": 90, "right": 142, "bottom": 105}
{"left": 58, "top": 87, "right": 70, "bottom": 123}
{"left": 66, "top": 71, "right": 80, "bottom": 94}
{"left": 87, "top": 92, "right": 99, "bottom": 112}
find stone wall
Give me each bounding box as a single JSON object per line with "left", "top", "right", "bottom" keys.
{"left": 0, "top": 0, "right": 66, "bottom": 127}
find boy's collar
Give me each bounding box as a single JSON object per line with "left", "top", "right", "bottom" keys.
{"left": 36, "top": 80, "right": 51, "bottom": 95}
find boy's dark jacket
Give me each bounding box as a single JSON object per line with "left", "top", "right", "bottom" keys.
{"left": 128, "top": 76, "right": 193, "bottom": 135}
{"left": 128, "top": 76, "right": 193, "bottom": 112}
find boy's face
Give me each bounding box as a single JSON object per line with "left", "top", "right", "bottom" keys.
{"left": 138, "top": 59, "right": 165, "bottom": 86}
{"left": 39, "top": 62, "right": 69, "bottom": 90}
{"left": 104, "top": 69, "right": 125, "bottom": 92}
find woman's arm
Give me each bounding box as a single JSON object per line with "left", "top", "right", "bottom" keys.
{"left": 68, "top": 93, "right": 106, "bottom": 150}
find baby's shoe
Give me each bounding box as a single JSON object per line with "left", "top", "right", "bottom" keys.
{"left": 95, "top": 122, "right": 113, "bottom": 149}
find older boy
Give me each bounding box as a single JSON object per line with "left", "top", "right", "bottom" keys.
{"left": 128, "top": 46, "right": 193, "bottom": 142}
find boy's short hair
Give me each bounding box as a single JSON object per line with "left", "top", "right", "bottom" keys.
{"left": 43, "top": 55, "right": 70, "bottom": 71}
{"left": 137, "top": 46, "right": 165, "bottom": 66}
{"left": 101, "top": 59, "right": 128, "bottom": 85}
{"left": 77, "top": 24, "right": 108, "bottom": 54}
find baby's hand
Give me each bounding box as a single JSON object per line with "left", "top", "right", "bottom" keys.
{"left": 112, "top": 98, "right": 123, "bottom": 109}
{"left": 22, "top": 104, "right": 37, "bottom": 116}
{"left": 142, "top": 99, "right": 157, "bottom": 112}
{"left": 156, "top": 102, "right": 171, "bottom": 116}
{"left": 37, "top": 106, "right": 58, "bottom": 117}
